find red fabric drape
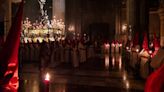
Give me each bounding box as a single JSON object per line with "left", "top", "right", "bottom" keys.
{"left": 145, "top": 64, "right": 164, "bottom": 92}
{"left": 0, "top": 1, "right": 23, "bottom": 92}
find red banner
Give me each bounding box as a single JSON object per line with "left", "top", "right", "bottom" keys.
{"left": 0, "top": 1, "right": 23, "bottom": 92}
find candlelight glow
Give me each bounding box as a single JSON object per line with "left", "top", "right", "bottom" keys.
{"left": 126, "top": 47, "right": 129, "bottom": 50}
{"left": 136, "top": 49, "right": 139, "bottom": 53}
{"left": 45, "top": 73, "right": 50, "bottom": 81}
{"left": 149, "top": 50, "right": 152, "bottom": 54}
{"left": 149, "top": 50, "right": 153, "bottom": 58}
{"left": 104, "top": 43, "right": 110, "bottom": 54}
{"left": 122, "top": 24, "right": 127, "bottom": 32}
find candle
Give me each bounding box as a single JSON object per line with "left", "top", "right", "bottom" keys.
{"left": 44, "top": 73, "right": 50, "bottom": 92}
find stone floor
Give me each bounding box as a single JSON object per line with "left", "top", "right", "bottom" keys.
{"left": 21, "top": 53, "right": 145, "bottom": 92}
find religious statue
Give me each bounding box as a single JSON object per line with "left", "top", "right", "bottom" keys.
{"left": 38, "top": 0, "right": 51, "bottom": 28}
{"left": 38, "top": 0, "right": 46, "bottom": 16}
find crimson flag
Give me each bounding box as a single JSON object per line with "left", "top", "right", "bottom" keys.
{"left": 142, "top": 33, "right": 149, "bottom": 51}
{"left": 145, "top": 64, "right": 164, "bottom": 92}
{"left": 0, "top": 1, "right": 23, "bottom": 92}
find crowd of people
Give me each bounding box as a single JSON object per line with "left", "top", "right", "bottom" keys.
{"left": 19, "top": 35, "right": 108, "bottom": 69}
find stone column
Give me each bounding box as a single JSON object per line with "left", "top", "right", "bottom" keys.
{"left": 159, "top": 1, "right": 164, "bottom": 47}
{"left": 126, "top": 0, "right": 139, "bottom": 40}
{"left": 115, "top": 1, "right": 121, "bottom": 40}
{"left": 127, "top": 0, "right": 149, "bottom": 46}
{"left": 139, "top": 0, "right": 149, "bottom": 33}
{"left": 139, "top": 0, "right": 149, "bottom": 46}
{"left": 4, "top": 0, "right": 12, "bottom": 41}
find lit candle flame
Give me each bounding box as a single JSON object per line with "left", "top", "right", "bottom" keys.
{"left": 45, "top": 73, "right": 50, "bottom": 81}
{"left": 149, "top": 50, "right": 152, "bottom": 54}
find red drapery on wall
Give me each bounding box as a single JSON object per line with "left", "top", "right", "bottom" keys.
{"left": 0, "top": 1, "right": 23, "bottom": 92}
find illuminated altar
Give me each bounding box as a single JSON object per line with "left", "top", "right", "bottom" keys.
{"left": 20, "top": 0, "right": 66, "bottom": 43}
{"left": 21, "top": 16, "right": 65, "bottom": 43}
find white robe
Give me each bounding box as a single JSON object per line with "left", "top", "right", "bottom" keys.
{"left": 140, "top": 56, "right": 150, "bottom": 79}
{"left": 139, "top": 49, "right": 150, "bottom": 79}
{"left": 111, "top": 45, "right": 115, "bottom": 54}
{"left": 104, "top": 45, "right": 110, "bottom": 55}
{"left": 115, "top": 44, "right": 119, "bottom": 54}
